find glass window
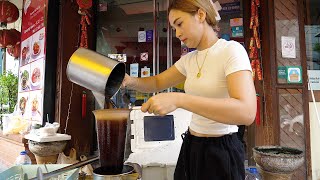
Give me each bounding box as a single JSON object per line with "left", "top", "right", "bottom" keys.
{"left": 218, "top": 0, "right": 244, "bottom": 44}
{"left": 96, "top": 0, "right": 170, "bottom": 106}
{"left": 305, "top": 0, "right": 320, "bottom": 70}
{"left": 279, "top": 89, "right": 306, "bottom": 179}
{"left": 275, "top": 0, "right": 302, "bottom": 84}
{"left": 304, "top": 0, "right": 320, "bottom": 179}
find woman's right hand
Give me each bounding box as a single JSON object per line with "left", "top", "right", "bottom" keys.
{"left": 121, "top": 73, "right": 136, "bottom": 90}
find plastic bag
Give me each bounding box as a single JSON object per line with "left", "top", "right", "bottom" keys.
{"left": 57, "top": 148, "right": 79, "bottom": 164}
{"left": 2, "top": 115, "right": 30, "bottom": 135}
{"left": 79, "top": 155, "right": 94, "bottom": 176}
{"left": 56, "top": 148, "right": 93, "bottom": 175}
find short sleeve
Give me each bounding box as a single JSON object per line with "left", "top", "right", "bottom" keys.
{"left": 224, "top": 41, "right": 252, "bottom": 76}
{"left": 174, "top": 55, "right": 187, "bottom": 76}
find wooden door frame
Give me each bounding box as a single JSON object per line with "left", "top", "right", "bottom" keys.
{"left": 298, "top": 0, "right": 312, "bottom": 177}
{"left": 256, "top": 0, "right": 312, "bottom": 177}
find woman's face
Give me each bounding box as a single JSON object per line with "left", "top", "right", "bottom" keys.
{"left": 169, "top": 9, "right": 204, "bottom": 48}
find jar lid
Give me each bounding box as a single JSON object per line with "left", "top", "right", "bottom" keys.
{"left": 20, "top": 151, "right": 27, "bottom": 155}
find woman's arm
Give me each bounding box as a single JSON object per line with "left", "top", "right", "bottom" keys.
{"left": 123, "top": 65, "right": 186, "bottom": 93}
{"left": 142, "top": 70, "right": 256, "bottom": 126}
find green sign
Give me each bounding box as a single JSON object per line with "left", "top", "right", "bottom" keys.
{"left": 286, "top": 66, "right": 302, "bottom": 83}
{"left": 278, "top": 66, "right": 287, "bottom": 79}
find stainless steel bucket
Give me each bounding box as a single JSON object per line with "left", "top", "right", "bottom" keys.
{"left": 93, "top": 165, "right": 136, "bottom": 180}
{"left": 66, "top": 48, "right": 125, "bottom": 99}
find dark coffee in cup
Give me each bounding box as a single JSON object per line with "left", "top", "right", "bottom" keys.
{"left": 94, "top": 109, "right": 130, "bottom": 175}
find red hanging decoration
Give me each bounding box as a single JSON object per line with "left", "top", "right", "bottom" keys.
{"left": 255, "top": 95, "right": 261, "bottom": 126}
{"left": 82, "top": 91, "right": 87, "bottom": 119}
{"left": 251, "top": 0, "right": 256, "bottom": 17}
{"left": 250, "top": 59, "right": 262, "bottom": 81}
{"left": 76, "top": 0, "right": 92, "bottom": 48}
{"left": 76, "top": 0, "right": 92, "bottom": 10}
{"left": 255, "top": 0, "right": 260, "bottom": 6}
{"left": 0, "top": 0, "right": 19, "bottom": 24}
{"left": 249, "top": 0, "right": 263, "bottom": 81}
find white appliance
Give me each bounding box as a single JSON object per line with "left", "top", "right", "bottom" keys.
{"left": 126, "top": 107, "right": 192, "bottom": 180}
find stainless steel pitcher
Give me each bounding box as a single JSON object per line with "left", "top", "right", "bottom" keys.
{"left": 66, "top": 48, "right": 125, "bottom": 99}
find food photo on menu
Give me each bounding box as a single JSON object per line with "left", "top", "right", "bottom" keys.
{"left": 29, "top": 91, "right": 42, "bottom": 121}
{"left": 18, "top": 93, "right": 28, "bottom": 116}
{"left": 20, "top": 39, "right": 31, "bottom": 66}
{"left": 30, "top": 60, "right": 43, "bottom": 90}
{"left": 19, "top": 67, "right": 30, "bottom": 92}
{"left": 30, "top": 28, "right": 45, "bottom": 61}
{"left": 31, "top": 67, "right": 41, "bottom": 89}
{"left": 32, "top": 41, "right": 41, "bottom": 57}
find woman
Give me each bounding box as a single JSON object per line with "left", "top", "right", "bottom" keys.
{"left": 122, "top": 0, "right": 256, "bottom": 179}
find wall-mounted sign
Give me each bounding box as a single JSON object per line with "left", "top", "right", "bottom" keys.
{"left": 141, "top": 66, "right": 150, "bottom": 77}
{"left": 287, "top": 66, "right": 302, "bottom": 83}
{"left": 130, "top": 63, "right": 139, "bottom": 77}
{"left": 308, "top": 70, "right": 320, "bottom": 90}
{"left": 278, "top": 66, "right": 287, "bottom": 79}
{"left": 108, "top": 54, "right": 127, "bottom": 62}
{"left": 220, "top": 2, "right": 241, "bottom": 14}
{"left": 138, "top": 31, "right": 146, "bottom": 42}
{"left": 140, "top": 52, "right": 148, "bottom": 61}
{"left": 18, "top": 0, "right": 47, "bottom": 123}
{"left": 231, "top": 26, "right": 243, "bottom": 37}
{"left": 230, "top": 18, "right": 243, "bottom": 27}
{"left": 146, "top": 30, "right": 153, "bottom": 42}
{"left": 281, "top": 36, "right": 296, "bottom": 59}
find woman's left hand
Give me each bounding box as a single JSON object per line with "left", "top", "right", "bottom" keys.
{"left": 141, "top": 92, "right": 181, "bottom": 116}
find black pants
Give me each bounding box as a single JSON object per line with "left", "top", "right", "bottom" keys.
{"left": 174, "top": 130, "right": 245, "bottom": 180}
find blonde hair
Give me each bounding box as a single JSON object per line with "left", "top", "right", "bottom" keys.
{"left": 168, "top": 0, "right": 218, "bottom": 28}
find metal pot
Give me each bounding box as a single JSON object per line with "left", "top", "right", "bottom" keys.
{"left": 93, "top": 165, "right": 137, "bottom": 180}
{"left": 66, "top": 48, "right": 125, "bottom": 99}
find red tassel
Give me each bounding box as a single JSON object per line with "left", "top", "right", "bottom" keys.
{"left": 82, "top": 91, "right": 87, "bottom": 119}
{"left": 255, "top": 95, "right": 261, "bottom": 126}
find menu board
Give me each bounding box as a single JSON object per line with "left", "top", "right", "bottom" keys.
{"left": 18, "top": 0, "right": 47, "bottom": 123}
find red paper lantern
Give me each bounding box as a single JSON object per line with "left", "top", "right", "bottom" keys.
{"left": 7, "top": 43, "right": 20, "bottom": 59}
{"left": 9, "top": 28, "right": 21, "bottom": 44}
{"left": 6, "top": 45, "right": 13, "bottom": 55}
{"left": 0, "top": 0, "right": 19, "bottom": 23}
{"left": 13, "top": 43, "right": 21, "bottom": 58}
{"left": 0, "top": 29, "right": 21, "bottom": 48}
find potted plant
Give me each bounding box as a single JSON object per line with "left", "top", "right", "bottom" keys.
{"left": 0, "top": 71, "right": 18, "bottom": 130}
{"left": 0, "top": 71, "right": 18, "bottom": 113}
